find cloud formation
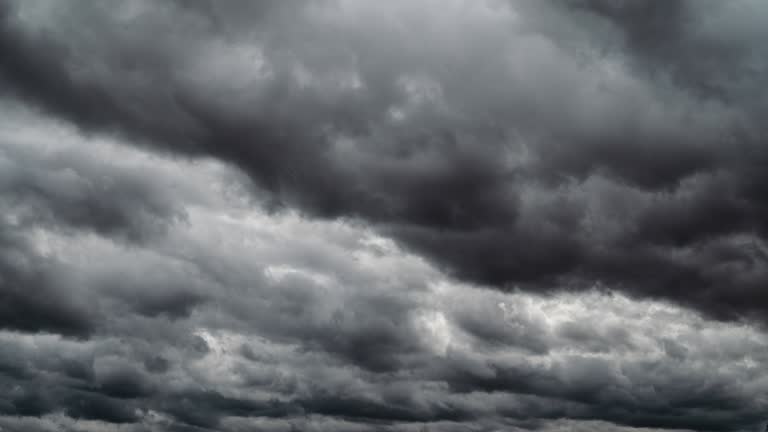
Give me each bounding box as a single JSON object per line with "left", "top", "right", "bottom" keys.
{"left": 2, "top": 0, "right": 767, "bottom": 321}
{"left": 1, "top": 1, "right": 767, "bottom": 431}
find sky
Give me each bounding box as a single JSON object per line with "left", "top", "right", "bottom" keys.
{"left": 0, "top": 1, "right": 767, "bottom": 431}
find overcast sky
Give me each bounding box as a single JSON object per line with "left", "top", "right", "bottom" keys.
{"left": 1, "top": 1, "right": 768, "bottom": 431}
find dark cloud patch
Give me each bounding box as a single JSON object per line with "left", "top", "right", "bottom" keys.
{"left": 390, "top": 224, "right": 584, "bottom": 287}
{"left": 9, "top": 386, "right": 55, "bottom": 417}
{"left": 143, "top": 355, "right": 171, "bottom": 374}
{"left": 0, "top": 379, "right": 141, "bottom": 425}
{"left": 158, "top": 390, "right": 291, "bottom": 429}
{"left": 60, "top": 390, "right": 140, "bottom": 424}
{"left": 0, "top": 1, "right": 202, "bottom": 155}
{"left": 566, "top": 0, "right": 687, "bottom": 60}
{"left": 0, "top": 223, "right": 94, "bottom": 337}
{"left": 294, "top": 394, "right": 471, "bottom": 424}
{"left": 92, "top": 360, "right": 154, "bottom": 399}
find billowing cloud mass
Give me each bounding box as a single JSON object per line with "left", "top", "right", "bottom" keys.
{"left": 0, "top": 1, "right": 767, "bottom": 431}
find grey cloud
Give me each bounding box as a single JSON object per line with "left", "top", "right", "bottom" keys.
{"left": 0, "top": 221, "right": 94, "bottom": 337}
{"left": 2, "top": 1, "right": 768, "bottom": 431}
{"left": 0, "top": 110, "right": 187, "bottom": 243}
{"left": 2, "top": 152, "right": 767, "bottom": 431}
{"left": 1, "top": 0, "right": 766, "bottom": 323}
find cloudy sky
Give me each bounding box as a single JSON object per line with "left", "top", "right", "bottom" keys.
{"left": 1, "top": 1, "right": 767, "bottom": 431}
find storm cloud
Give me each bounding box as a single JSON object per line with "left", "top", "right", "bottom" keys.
{"left": 1, "top": 1, "right": 768, "bottom": 431}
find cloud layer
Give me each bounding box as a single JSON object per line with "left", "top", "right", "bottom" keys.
{"left": 1, "top": 1, "right": 767, "bottom": 431}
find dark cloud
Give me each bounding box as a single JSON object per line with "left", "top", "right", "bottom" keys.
{"left": 0, "top": 145, "right": 185, "bottom": 243}
{"left": 0, "top": 222, "right": 95, "bottom": 337}
{"left": 2, "top": 1, "right": 768, "bottom": 431}
{"left": 1, "top": 0, "right": 766, "bottom": 325}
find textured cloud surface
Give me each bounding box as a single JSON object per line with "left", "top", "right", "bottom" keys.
{"left": 1, "top": 1, "right": 767, "bottom": 431}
